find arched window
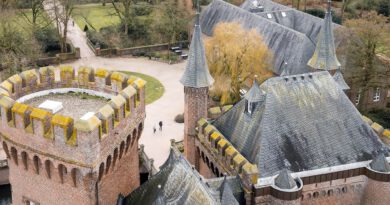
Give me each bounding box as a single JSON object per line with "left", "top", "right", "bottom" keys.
{"left": 45, "top": 160, "right": 52, "bottom": 179}
{"left": 58, "top": 164, "right": 67, "bottom": 184}
{"left": 10, "top": 147, "right": 18, "bottom": 165}
{"left": 132, "top": 129, "right": 137, "bottom": 145}
{"left": 21, "top": 151, "right": 28, "bottom": 170}
{"left": 2, "top": 142, "right": 10, "bottom": 158}
{"left": 33, "top": 156, "right": 40, "bottom": 174}
{"left": 113, "top": 148, "right": 118, "bottom": 168}
{"left": 328, "top": 189, "right": 333, "bottom": 196}
{"left": 71, "top": 168, "right": 80, "bottom": 187}
{"left": 119, "top": 141, "right": 125, "bottom": 159}
{"left": 98, "top": 163, "right": 105, "bottom": 181}
{"left": 106, "top": 156, "right": 112, "bottom": 174}
{"left": 313, "top": 192, "right": 319, "bottom": 198}
{"left": 125, "top": 134, "right": 131, "bottom": 152}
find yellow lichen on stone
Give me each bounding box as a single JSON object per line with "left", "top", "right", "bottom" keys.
{"left": 120, "top": 85, "right": 137, "bottom": 98}
{"left": 110, "top": 95, "right": 126, "bottom": 109}
{"left": 66, "top": 131, "right": 77, "bottom": 146}
{"left": 210, "top": 132, "right": 222, "bottom": 141}
{"left": 204, "top": 124, "right": 215, "bottom": 136}
{"left": 0, "top": 81, "right": 12, "bottom": 93}
{"left": 0, "top": 88, "right": 9, "bottom": 97}
{"left": 75, "top": 115, "right": 101, "bottom": 132}
{"left": 133, "top": 78, "right": 146, "bottom": 89}
{"left": 51, "top": 114, "right": 73, "bottom": 128}
{"left": 95, "top": 68, "right": 109, "bottom": 78}
{"left": 383, "top": 129, "right": 390, "bottom": 139}
{"left": 233, "top": 154, "right": 247, "bottom": 171}
{"left": 127, "top": 75, "right": 138, "bottom": 85}
{"left": 197, "top": 118, "right": 208, "bottom": 128}
{"left": 97, "top": 104, "right": 114, "bottom": 119}
{"left": 111, "top": 72, "right": 127, "bottom": 82}
{"left": 225, "top": 146, "right": 238, "bottom": 157}
{"left": 362, "top": 115, "right": 373, "bottom": 125}
{"left": 21, "top": 69, "right": 38, "bottom": 81}
{"left": 12, "top": 102, "right": 31, "bottom": 115}
{"left": 8, "top": 74, "right": 22, "bottom": 84}
{"left": 217, "top": 138, "right": 228, "bottom": 150}
{"left": 371, "top": 122, "right": 384, "bottom": 135}
{"left": 0, "top": 95, "right": 15, "bottom": 109}
{"left": 242, "top": 163, "right": 259, "bottom": 184}
{"left": 30, "top": 108, "right": 51, "bottom": 120}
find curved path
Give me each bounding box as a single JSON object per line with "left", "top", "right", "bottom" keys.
{"left": 66, "top": 57, "right": 185, "bottom": 168}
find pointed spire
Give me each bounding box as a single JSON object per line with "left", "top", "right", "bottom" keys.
{"left": 244, "top": 79, "right": 265, "bottom": 103}
{"left": 274, "top": 169, "right": 297, "bottom": 190}
{"left": 307, "top": 0, "right": 341, "bottom": 71}
{"left": 333, "top": 69, "right": 350, "bottom": 90}
{"left": 369, "top": 153, "right": 390, "bottom": 173}
{"left": 180, "top": 0, "right": 214, "bottom": 88}
{"left": 219, "top": 176, "right": 239, "bottom": 205}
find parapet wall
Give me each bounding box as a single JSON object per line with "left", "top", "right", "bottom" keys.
{"left": 196, "top": 118, "right": 259, "bottom": 191}
{"left": 0, "top": 66, "right": 146, "bottom": 171}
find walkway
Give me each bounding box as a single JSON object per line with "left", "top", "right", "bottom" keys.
{"left": 43, "top": 0, "right": 95, "bottom": 58}
{"left": 66, "top": 57, "right": 185, "bottom": 168}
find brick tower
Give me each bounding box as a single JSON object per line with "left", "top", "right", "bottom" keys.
{"left": 180, "top": 3, "right": 214, "bottom": 166}
{"left": 0, "top": 67, "right": 146, "bottom": 205}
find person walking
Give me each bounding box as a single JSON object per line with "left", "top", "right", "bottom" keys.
{"left": 159, "top": 121, "right": 163, "bottom": 131}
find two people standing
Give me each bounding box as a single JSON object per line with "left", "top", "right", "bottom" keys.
{"left": 153, "top": 121, "right": 163, "bottom": 134}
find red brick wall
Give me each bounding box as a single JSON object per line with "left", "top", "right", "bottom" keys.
{"left": 362, "top": 178, "right": 390, "bottom": 205}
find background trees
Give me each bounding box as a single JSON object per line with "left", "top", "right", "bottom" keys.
{"left": 205, "top": 22, "right": 273, "bottom": 105}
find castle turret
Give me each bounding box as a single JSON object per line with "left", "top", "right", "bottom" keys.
{"left": 180, "top": 0, "right": 214, "bottom": 166}
{"left": 271, "top": 169, "right": 302, "bottom": 205}
{"left": 363, "top": 153, "right": 390, "bottom": 205}
{"left": 307, "top": 0, "right": 341, "bottom": 71}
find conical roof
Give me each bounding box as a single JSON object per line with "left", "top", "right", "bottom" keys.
{"left": 307, "top": 0, "right": 341, "bottom": 71}
{"left": 369, "top": 153, "right": 390, "bottom": 173}
{"left": 219, "top": 176, "right": 239, "bottom": 205}
{"left": 274, "top": 169, "right": 297, "bottom": 190}
{"left": 180, "top": 8, "right": 214, "bottom": 88}
{"left": 244, "top": 80, "right": 265, "bottom": 102}
{"left": 333, "top": 69, "right": 350, "bottom": 90}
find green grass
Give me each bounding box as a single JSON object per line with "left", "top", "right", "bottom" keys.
{"left": 73, "top": 4, "right": 120, "bottom": 32}
{"left": 120, "top": 71, "right": 165, "bottom": 105}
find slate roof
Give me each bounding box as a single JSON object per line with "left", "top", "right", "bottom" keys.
{"left": 212, "top": 71, "right": 389, "bottom": 177}
{"left": 201, "top": 0, "right": 313, "bottom": 75}
{"left": 244, "top": 80, "right": 265, "bottom": 102}
{"left": 307, "top": 1, "right": 341, "bottom": 70}
{"left": 219, "top": 177, "right": 239, "bottom": 205}
{"left": 274, "top": 169, "right": 297, "bottom": 189}
{"left": 333, "top": 69, "right": 350, "bottom": 90}
{"left": 120, "top": 149, "right": 221, "bottom": 205}
{"left": 201, "top": 0, "right": 342, "bottom": 76}
{"left": 180, "top": 11, "right": 214, "bottom": 88}
{"left": 369, "top": 153, "right": 390, "bottom": 173}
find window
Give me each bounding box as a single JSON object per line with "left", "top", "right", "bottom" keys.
{"left": 281, "top": 11, "right": 287, "bottom": 17}
{"left": 267, "top": 13, "right": 272, "bottom": 19}
{"left": 247, "top": 101, "right": 252, "bottom": 114}
{"left": 355, "top": 89, "right": 361, "bottom": 106}
{"left": 373, "top": 87, "right": 380, "bottom": 102}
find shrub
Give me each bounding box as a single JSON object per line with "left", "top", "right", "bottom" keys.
{"left": 34, "top": 28, "right": 60, "bottom": 53}
{"left": 174, "top": 114, "right": 184, "bottom": 123}
{"left": 377, "top": 0, "right": 390, "bottom": 17}
{"left": 84, "top": 25, "right": 89, "bottom": 32}
{"left": 86, "top": 30, "right": 109, "bottom": 49}
{"left": 134, "top": 4, "right": 153, "bottom": 16}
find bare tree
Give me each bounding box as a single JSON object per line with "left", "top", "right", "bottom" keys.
{"left": 52, "top": 0, "right": 74, "bottom": 52}
{"left": 111, "top": 0, "right": 134, "bottom": 35}
{"left": 18, "top": 0, "right": 52, "bottom": 32}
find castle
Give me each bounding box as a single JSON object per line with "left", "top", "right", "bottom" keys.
{"left": 119, "top": 1, "right": 390, "bottom": 205}
{"left": 0, "top": 66, "right": 146, "bottom": 205}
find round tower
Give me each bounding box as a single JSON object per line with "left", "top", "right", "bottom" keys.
{"left": 362, "top": 153, "right": 390, "bottom": 205}
{"left": 270, "top": 169, "right": 303, "bottom": 205}
{"left": 180, "top": 2, "right": 214, "bottom": 166}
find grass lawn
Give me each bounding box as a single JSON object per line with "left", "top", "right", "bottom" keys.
{"left": 121, "top": 71, "right": 165, "bottom": 105}
{"left": 73, "top": 4, "right": 120, "bottom": 32}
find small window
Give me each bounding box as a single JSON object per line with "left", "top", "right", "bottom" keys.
{"left": 267, "top": 13, "right": 272, "bottom": 19}
{"left": 355, "top": 92, "right": 361, "bottom": 105}
{"left": 281, "top": 12, "right": 287, "bottom": 17}
{"left": 247, "top": 101, "right": 252, "bottom": 114}
{"left": 373, "top": 87, "right": 380, "bottom": 102}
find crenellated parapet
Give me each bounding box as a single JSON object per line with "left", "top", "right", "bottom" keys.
{"left": 196, "top": 118, "right": 259, "bottom": 190}
{"left": 0, "top": 66, "right": 146, "bottom": 170}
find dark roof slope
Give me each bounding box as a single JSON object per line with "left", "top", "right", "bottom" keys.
{"left": 121, "top": 149, "right": 220, "bottom": 205}
{"left": 200, "top": 0, "right": 313, "bottom": 75}
{"left": 212, "top": 71, "right": 389, "bottom": 177}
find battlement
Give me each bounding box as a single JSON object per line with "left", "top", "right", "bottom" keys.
{"left": 197, "top": 118, "right": 259, "bottom": 186}
{"left": 0, "top": 66, "right": 146, "bottom": 170}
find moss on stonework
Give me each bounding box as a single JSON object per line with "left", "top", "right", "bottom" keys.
{"left": 208, "top": 107, "right": 222, "bottom": 115}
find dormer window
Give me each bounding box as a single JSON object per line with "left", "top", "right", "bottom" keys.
{"left": 373, "top": 87, "right": 380, "bottom": 102}
{"left": 355, "top": 88, "right": 361, "bottom": 106}
{"left": 247, "top": 101, "right": 252, "bottom": 114}
{"left": 245, "top": 100, "right": 255, "bottom": 115}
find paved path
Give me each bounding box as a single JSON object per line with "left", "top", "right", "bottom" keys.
{"left": 66, "top": 57, "right": 185, "bottom": 168}
{"left": 43, "top": 0, "right": 95, "bottom": 58}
